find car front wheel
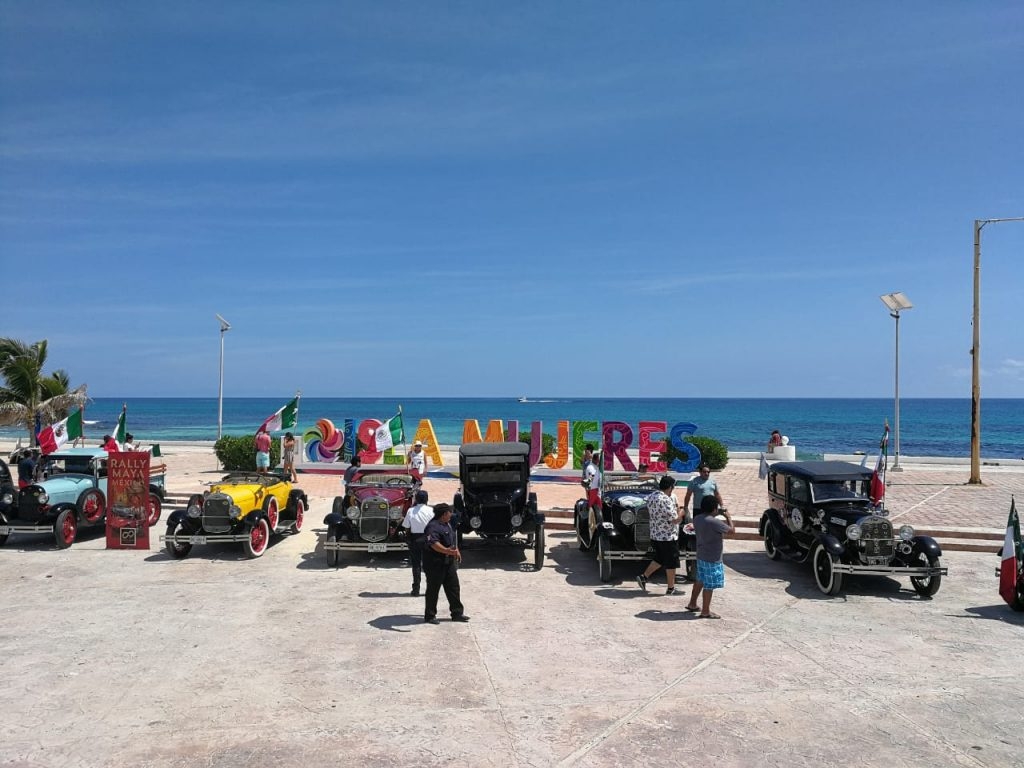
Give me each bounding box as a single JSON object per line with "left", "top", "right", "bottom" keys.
{"left": 909, "top": 552, "right": 942, "bottom": 597}
{"left": 244, "top": 518, "right": 270, "bottom": 558}
{"left": 54, "top": 509, "right": 77, "bottom": 549}
{"left": 597, "top": 534, "right": 612, "bottom": 582}
{"left": 147, "top": 493, "right": 162, "bottom": 527}
{"left": 326, "top": 527, "right": 339, "bottom": 567}
{"left": 0, "top": 512, "right": 9, "bottom": 547}
{"left": 533, "top": 525, "right": 545, "bottom": 571}
{"left": 291, "top": 499, "right": 305, "bottom": 533}
{"left": 165, "top": 521, "right": 192, "bottom": 559}
{"left": 812, "top": 542, "right": 843, "bottom": 596}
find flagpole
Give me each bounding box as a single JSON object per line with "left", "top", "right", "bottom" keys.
{"left": 398, "top": 404, "right": 407, "bottom": 456}
{"left": 294, "top": 389, "right": 302, "bottom": 430}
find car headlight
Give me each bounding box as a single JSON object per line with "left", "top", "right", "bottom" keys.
{"left": 510, "top": 514, "right": 524, "bottom": 528}
{"left": 1, "top": 492, "right": 12, "bottom": 504}
{"left": 790, "top": 508, "right": 804, "bottom": 528}
{"left": 38, "top": 492, "right": 49, "bottom": 504}
{"left": 619, "top": 509, "right": 636, "bottom": 526}
{"left": 187, "top": 503, "right": 202, "bottom": 519}
{"left": 389, "top": 506, "right": 404, "bottom": 521}
{"left": 846, "top": 523, "right": 862, "bottom": 541}
{"left": 346, "top": 506, "right": 360, "bottom": 520}
{"left": 899, "top": 525, "right": 915, "bottom": 541}
{"left": 470, "top": 516, "right": 482, "bottom": 529}
{"left": 229, "top": 504, "right": 243, "bottom": 520}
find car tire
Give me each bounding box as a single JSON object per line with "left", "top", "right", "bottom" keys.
{"left": 685, "top": 558, "right": 696, "bottom": 582}
{"left": 291, "top": 498, "right": 305, "bottom": 533}
{"left": 54, "top": 508, "right": 77, "bottom": 549}
{"left": 243, "top": 517, "right": 270, "bottom": 558}
{"left": 331, "top": 496, "right": 346, "bottom": 517}
{"left": 78, "top": 489, "right": 105, "bottom": 524}
{"left": 165, "top": 521, "right": 192, "bottom": 559}
{"left": 146, "top": 493, "right": 162, "bottom": 527}
{"left": 763, "top": 518, "right": 782, "bottom": 561}
{"left": 0, "top": 512, "right": 9, "bottom": 547}
{"left": 263, "top": 497, "right": 280, "bottom": 532}
{"left": 533, "top": 525, "right": 545, "bottom": 571}
{"left": 909, "top": 552, "right": 942, "bottom": 597}
{"left": 1012, "top": 584, "right": 1024, "bottom": 613}
{"left": 812, "top": 542, "right": 843, "bottom": 596}
{"left": 597, "top": 534, "right": 612, "bottom": 583}
{"left": 575, "top": 508, "right": 587, "bottom": 551}
{"left": 326, "top": 527, "right": 339, "bottom": 567}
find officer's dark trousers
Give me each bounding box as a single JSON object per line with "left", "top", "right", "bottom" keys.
{"left": 408, "top": 534, "right": 426, "bottom": 592}
{"left": 424, "top": 557, "right": 464, "bottom": 619}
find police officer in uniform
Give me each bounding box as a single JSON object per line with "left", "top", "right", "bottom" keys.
{"left": 422, "top": 503, "right": 469, "bottom": 624}
{"left": 402, "top": 489, "right": 434, "bottom": 596}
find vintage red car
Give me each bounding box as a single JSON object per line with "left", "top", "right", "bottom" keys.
{"left": 321, "top": 466, "right": 417, "bottom": 566}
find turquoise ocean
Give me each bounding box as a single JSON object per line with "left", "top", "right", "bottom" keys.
{"left": 2, "top": 397, "right": 1020, "bottom": 460}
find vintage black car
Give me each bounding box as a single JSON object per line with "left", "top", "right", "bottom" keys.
{"left": 0, "top": 458, "right": 17, "bottom": 540}
{"left": 574, "top": 472, "right": 696, "bottom": 582}
{"left": 321, "top": 467, "right": 416, "bottom": 567}
{"left": 453, "top": 442, "right": 545, "bottom": 570}
{"left": 759, "top": 461, "right": 946, "bottom": 596}
{"left": 163, "top": 471, "right": 307, "bottom": 559}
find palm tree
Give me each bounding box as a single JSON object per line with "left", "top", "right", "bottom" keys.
{"left": 0, "top": 338, "right": 88, "bottom": 442}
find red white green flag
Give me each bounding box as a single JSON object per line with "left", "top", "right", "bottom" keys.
{"left": 869, "top": 421, "right": 889, "bottom": 507}
{"left": 374, "top": 411, "right": 404, "bottom": 452}
{"left": 259, "top": 397, "right": 299, "bottom": 433}
{"left": 114, "top": 404, "right": 127, "bottom": 447}
{"left": 999, "top": 497, "right": 1021, "bottom": 607}
{"left": 38, "top": 409, "right": 84, "bottom": 455}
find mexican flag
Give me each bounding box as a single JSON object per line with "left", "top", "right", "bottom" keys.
{"left": 374, "top": 411, "right": 404, "bottom": 452}
{"left": 869, "top": 421, "right": 889, "bottom": 507}
{"left": 114, "top": 404, "right": 127, "bottom": 447}
{"left": 259, "top": 397, "right": 299, "bottom": 433}
{"left": 38, "top": 410, "right": 84, "bottom": 455}
{"left": 999, "top": 497, "right": 1021, "bottom": 607}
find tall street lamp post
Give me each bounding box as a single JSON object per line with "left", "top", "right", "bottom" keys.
{"left": 880, "top": 292, "right": 913, "bottom": 472}
{"left": 970, "top": 217, "right": 1024, "bottom": 485}
{"left": 216, "top": 314, "right": 232, "bottom": 440}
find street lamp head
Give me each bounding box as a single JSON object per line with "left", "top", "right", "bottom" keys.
{"left": 216, "top": 313, "right": 232, "bottom": 332}
{"left": 880, "top": 292, "right": 913, "bottom": 313}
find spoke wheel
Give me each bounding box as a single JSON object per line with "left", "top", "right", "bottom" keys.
{"left": 165, "top": 521, "right": 192, "bottom": 559}
{"left": 244, "top": 517, "right": 270, "bottom": 558}
{"left": 597, "top": 534, "right": 612, "bottom": 582}
{"left": 575, "top": 505, "right": 589, "bottom": 551}
{"left": 909, "top": 551, "right": 942, "bottom": 597}
{"left": 146, "top": 493, "right": 162, "bottom": 527}
{"left": 812, "top": 542, "right": 843, "bottom": 596}
{"left": 685, "top": 559, "right": 696, "bottom": 582}
{"left": 292, "top": 499, "right": 305, "bottom": 533}
{"left": 326, "top": 527, "right": 339, "bottom": 567}
{"left": 533, "top": 525, "right": 545, "bottom": 571}
{"left": 763, "top": 519, "right": 782, "bottom": 561}
{"left": 79, "top": 489, "right": 105, "bottom": 524}
{"left": 265, "top": 498, "right": 279, "bottom": 531}
{"left": 54, "top": 509, "right": 77, "bottom": 549}
{"left": 0, "top": 512, "right": 9, "bottom": 547}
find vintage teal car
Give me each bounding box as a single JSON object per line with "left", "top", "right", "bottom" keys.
{"left": 3, "top": 448, "right": 166, "bottom": 549}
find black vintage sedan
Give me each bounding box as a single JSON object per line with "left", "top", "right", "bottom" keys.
{"left": 574, "top": 472, "right": 696, "bottom": 583}
{"left": 759, "top": 461, "right": 947, "bottom": 596}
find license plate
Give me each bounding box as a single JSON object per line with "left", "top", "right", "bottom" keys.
{"left": 0, "top": 526, "right": 10, "bottom": 535}
{"left": 189, "top": 536, "right": 207, "bottom": 545}
{"left": 367, "top": 543, "right": 387, "bottom": 553}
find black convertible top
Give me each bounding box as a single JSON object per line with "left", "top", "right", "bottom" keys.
{"left": 459, "top": 442, "right": 530, "bottom": 459}
{"left": 770, "top": 461, "right": 872, "bottom": 482}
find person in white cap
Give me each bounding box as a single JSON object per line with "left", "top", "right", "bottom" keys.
{"left": 407, "top": 439, "right": 428, "bottom": 486}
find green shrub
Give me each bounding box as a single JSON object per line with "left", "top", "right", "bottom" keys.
{"left": 214, "top": 434, "right": 281, "bottom": 471}
{"left": 518, "top": 431, "right": 556, "bottom": 464}
{"left": 659, "top": 435, "right": 729, "bottom": 471}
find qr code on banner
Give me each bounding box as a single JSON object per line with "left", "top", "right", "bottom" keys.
{"left": 120, "top": 528, "right": 137, "bottom": 546}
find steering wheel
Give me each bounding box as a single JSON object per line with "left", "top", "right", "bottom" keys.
{"left": 386, "top": 477, "right": 406, "bottom": 487}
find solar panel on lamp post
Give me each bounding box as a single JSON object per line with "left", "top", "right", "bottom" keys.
{"left": 216, "top": 314, "right": 231, "bottom": 441}
{"left": 880, "top": 292, "right": 913, "bottom": 472}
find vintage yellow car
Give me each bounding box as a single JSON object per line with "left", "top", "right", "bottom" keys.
{"left": 161, "top": 471, "right": 309, "bottom": 559}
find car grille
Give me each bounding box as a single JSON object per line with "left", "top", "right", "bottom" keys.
{"left": 359, "top": 498, "right": 389, "bottom": 543}
{"left": 860, "top": 516, "right": 894, "bottom": 563}
{"left": 18, "top": 489, "right": 42, "bottom": 521}
{"left": 202, "top": 494, "right": 233, "bottom": 534}
{"left": 634, "top": 507, "right": 651, "bottom": 549}
{"left": 481, "top": 505, "right": 512, "bottom": 535}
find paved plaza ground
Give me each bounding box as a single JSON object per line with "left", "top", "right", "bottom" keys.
{"left": 2, "top": 449, "right": 1022, "bottom": 767}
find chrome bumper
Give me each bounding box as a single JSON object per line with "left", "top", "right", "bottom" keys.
{"left": 833, "top": 563, "right": 948, "bottom": 576}
{"left": 160, "top": 533, "right": 251, "bottom": 545}
{"left": 601, "top": 548, "right": 696, "bottom": 562}
{"left": 0, "top": 524, "right": 53, "bottom": 535}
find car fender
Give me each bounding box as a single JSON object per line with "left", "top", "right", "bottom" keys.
{"left": 912, "top": 536, "right": 942, "bottom": 558}
{"left": 166, "top": 508, "right": 188, "bottom": 527}
{"left": 531, "top": 511, "right": 546, "bottom": 525}
{"left": 323, "top": 511, "right": 345, "bottom": 527}
{"left": 814, "top": 532, "right": 844, "bottom": 557}
{"left": 759, "top": 508, "right": 785, "bottom": 537}
{"left": 243, "top": 510, "right": 265, "bottom": 528}
{"left": 48, "top": 503, "right": 77, "bottom": 523}
{"left": 148, "top": 484, "right": 165, "bottom": 500}
{"left": 288, "top": 488, "right": 307, "bottom": 512}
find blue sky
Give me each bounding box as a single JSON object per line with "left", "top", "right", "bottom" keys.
{"left": 2, "top": 2, "right": 1022, "bottom": 399}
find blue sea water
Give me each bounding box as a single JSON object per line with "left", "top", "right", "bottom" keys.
{"left": 2, "top": 397, "right": 1020, "bottom": 459}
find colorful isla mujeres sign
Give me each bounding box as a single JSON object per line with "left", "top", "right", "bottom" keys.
{"left": 302, "top": 418, "right": 703, "bottom": 473}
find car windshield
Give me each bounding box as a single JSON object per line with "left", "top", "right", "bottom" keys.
{"left": 41, "top": 455, "right": 95, "bottom": 475}
{"left": 810, "top": 479, "right": 869, "bottom": 502}
{"left": 465, "top": 459, "right": 526, "bottom": 485}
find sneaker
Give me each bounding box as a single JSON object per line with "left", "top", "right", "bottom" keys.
{"left": 636, "top": 574, "right": 648, "bottom": 592}
{"left": 665, "top": 587, "right": 679, "bottom": 596}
